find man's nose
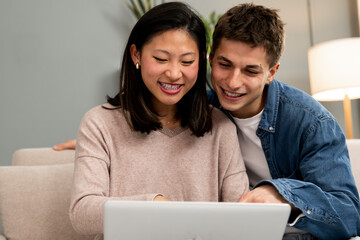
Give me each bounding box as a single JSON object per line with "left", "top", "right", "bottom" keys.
{"left": 226, "top": 69, "right": 243, "bottom": 90}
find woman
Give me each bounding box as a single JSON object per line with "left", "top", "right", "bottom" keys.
{"left": 69, "top": 2, "right": 248, "bottom": 238}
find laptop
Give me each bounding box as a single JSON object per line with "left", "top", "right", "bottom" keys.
{"left": 103, "top": 200, "right": 290, "bottom": 240}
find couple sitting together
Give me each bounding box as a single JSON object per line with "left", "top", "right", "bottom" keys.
{"left": 54, "top": 2, "right": 360, "bottom": 239}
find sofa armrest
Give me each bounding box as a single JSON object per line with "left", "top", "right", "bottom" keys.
{"left": 346, "top": 139, "right": 360, "bottom": 189}
{"left": 0, "top": 234, "right": 7, "bottom": 240}
{"left": 0, "top": 164, "right": 91, "bottom": 240}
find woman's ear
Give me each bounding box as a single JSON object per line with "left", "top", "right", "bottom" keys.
{"left": 130, "top": 44, "right": 140, "bottom": 65}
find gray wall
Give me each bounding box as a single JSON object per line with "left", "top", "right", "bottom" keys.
{"left": 0, "top": 0, "right": 134, "bottom": 166}
{"left": 0, "top": 0, "right": 359, "bottom": 166}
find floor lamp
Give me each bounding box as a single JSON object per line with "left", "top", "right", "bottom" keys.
{"left": 308, "top": 38, "right": 360, "bottom": 139}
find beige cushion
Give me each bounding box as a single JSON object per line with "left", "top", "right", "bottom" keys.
{"left": 0, "top": 163, "right": 92, "bottom": 240}
{"left": 12, "top": 148, "right": 75, "bottom": 166}
{"left": 347, "top": 139, "right": 360, "bottom": 189}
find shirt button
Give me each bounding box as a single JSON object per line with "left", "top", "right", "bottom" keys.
{"left": 269, "top": 127, "right": 274, "bottom": 131}
{"left": 306, "top": 210, "right": 312, "bottom": 214}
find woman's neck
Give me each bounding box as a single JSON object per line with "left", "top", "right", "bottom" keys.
{"left": 152, "top": 100, "right": 180, "bottom": 130}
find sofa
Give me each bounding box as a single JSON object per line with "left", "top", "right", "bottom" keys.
{"left": 0, "top": 148, "right": 92, "bottom": 240}
{"left": 347, "top": 139, "right": 360, "bottom": 189}
{"left": 0, "top": 140, "right": 360, "bottom": 239}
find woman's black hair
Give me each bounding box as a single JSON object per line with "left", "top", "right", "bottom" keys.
{"left": 107, "top": 2, "right": 212, "bottom": 137}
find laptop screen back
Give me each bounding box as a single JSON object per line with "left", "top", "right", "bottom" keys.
{"left": 103, "top": 201, "right": 290, "bottom": 240}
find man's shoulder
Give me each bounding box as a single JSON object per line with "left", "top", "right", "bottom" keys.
{"left": 270, "top": 80, "right": 333, "bottom": 120}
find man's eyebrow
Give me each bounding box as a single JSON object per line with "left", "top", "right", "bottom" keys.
{"left": 216, "top": 56, "right": 232, "bottom": 64}
{"left": 217, "top": 56, "right": 264, "bottom": 70}
{"left": 246, "top": 64, "right": 263, "bottom": 70}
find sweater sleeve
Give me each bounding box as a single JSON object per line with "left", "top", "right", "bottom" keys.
{"left": 69, "top": 108, "right": 160, "bottom": 235}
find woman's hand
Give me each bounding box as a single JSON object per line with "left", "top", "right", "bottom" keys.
{"left": 153, "top": 195, "right": 170, "bottom": 201}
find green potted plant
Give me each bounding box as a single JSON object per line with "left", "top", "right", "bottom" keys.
{"left": 201, "top": 11, "right": 222, "bottom": 58}
{"left": 124, "top": 0, "right": 165, "bottom": 19}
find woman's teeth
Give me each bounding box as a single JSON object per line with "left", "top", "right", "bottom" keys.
{"left": 160, "top": 82, "right": 181, "bottom": 90}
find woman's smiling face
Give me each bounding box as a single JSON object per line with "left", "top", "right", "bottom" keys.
{"left": 130, "top": 29, "right": 199, "bottom": 111}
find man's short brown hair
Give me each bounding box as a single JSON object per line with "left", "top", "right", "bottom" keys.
{"left": 212, "top": 3, "right": 285, "bottom": 68}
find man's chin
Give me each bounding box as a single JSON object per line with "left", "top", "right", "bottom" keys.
{"left": 218, "top": 100, "right": 242, "bottom": 113}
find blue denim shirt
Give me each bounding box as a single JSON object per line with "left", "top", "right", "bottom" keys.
{"left": 208, "top": 80, "right": 360, "bottom": 239}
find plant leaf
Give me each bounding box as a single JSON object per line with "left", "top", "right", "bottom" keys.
{"left": 137, "top": 0, "right": 146, "bottom": 14}
{"left": 145, "top": 0, "right": 151, "bottom": 12}
{"left": 210, "top": 11, "right": 216, "bottom": 24}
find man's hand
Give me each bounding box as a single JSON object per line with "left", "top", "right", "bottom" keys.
{"left": 239, "top": 184, "right": 301, "bottom": 221}
{"left": 239, "top": 184, "right": 288, "bottom": 204}
{"left": 153, "top": 195, "right": 170, "bottom": 201}
{"left": 53, "top": 139, "right": 77, "bottom": 151}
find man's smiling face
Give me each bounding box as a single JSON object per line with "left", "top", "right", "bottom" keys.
{"left": 210, "top": 38, "right": 279, "bottom": 119}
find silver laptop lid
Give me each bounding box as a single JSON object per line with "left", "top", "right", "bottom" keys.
{"left": 103, "top": 201, "right": 290, "bottom": 240}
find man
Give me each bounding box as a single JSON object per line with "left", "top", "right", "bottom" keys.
{"left": 54, "top": 3, "right": 360, "bottom": 239}
{"left": 208, "top": 3, "right": 359, "bottom": 239}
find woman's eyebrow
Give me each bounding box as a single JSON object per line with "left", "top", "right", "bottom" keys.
{"left": 154, "top": 49, "right": 197, "bottom": 57}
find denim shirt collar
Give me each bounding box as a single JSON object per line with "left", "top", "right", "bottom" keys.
{"left": 257, "top": 80, "right": 280, "bottom": 134}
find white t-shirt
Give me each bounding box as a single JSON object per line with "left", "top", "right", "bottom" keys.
{"left": 233, "top": 110, "right": 307, "bottom": 235}
{"left": 232, "top": 110, "right": 272, "bottom": 188}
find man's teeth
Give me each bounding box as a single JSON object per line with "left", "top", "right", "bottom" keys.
{"left": 224, "top": 90, "right": 242, "bottom": 97}
{"left": 160, "top": 82, "right": 181, "bottom": 90}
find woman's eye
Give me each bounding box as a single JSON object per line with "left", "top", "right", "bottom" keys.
{"left": 182, "top": 60, "right": 195, "bottom": 65}
{"left": 153, "top": 56, "right": 167, "bottom": 62}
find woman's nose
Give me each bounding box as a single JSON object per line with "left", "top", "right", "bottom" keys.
{"left": 165, "top": 63, "right": 182, "bottom": 81}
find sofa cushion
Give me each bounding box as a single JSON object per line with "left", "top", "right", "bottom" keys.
{"left": 346, "top": 139, "right": 360, "bottom": 189}
{"left": 12, "top": 148, "right": 75, "bottom": 166}
{"left": 0, "top": 163, "right": 92, "bottom": 240}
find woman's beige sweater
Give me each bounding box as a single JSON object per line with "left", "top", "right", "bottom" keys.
{"left": 69, "top": 104, "right": 249, "bottom": 238}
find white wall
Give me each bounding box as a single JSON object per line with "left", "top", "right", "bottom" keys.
{"left": 309, "top": 0, "right": 360, "bottom": 139}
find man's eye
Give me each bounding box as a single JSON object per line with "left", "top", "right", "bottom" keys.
{"left": 153, "top": 56, "right": 167, "bottom": 62}
{"left": 219, "top": 62, "right": 231, "bottom": 67}
{"left": 247, "top": 70, "right": 259, "bottom": 75}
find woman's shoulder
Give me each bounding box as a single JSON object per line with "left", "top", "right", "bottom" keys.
{"left": 82, "top": 103, "right": 124, "bottom": 123}
{"left": 210, "top": 106, "right": 237, "bottom": 132}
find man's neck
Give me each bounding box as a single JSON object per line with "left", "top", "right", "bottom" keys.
{"left": 231, "top": 86, "right": 268, "bottom": 119}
